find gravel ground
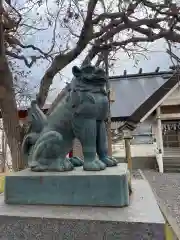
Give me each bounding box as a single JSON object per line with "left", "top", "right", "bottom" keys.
{"left": 142, "top": 170, "right": 180, "bottom": 229}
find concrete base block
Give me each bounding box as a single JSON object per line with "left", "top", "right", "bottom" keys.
{"left": 5, "top": 163, "right": 129, "bottom": 207}
{"left": 0, "top": 179, "right": 165, "bottom": 239}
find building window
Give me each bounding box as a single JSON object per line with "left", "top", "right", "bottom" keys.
{"left": 131, "top": 122, "right": 153, "bottom": 145}
{"left": 162, "top": 121, "right": 180, "bottom": 148}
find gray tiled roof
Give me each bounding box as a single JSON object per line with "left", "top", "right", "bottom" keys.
{"left": 110, "top": 72, "right": 173, "bottom": 119}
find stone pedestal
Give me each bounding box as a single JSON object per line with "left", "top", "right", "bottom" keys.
{"left": 0, "top": 180, "right": 165, "bottom": 239}
{"left": 5, "top": 164, "right": 129, "bottom": 207}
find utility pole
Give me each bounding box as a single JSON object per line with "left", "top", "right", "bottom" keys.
{"left": 104, "top": 46, "right": 112, "bottom": 157}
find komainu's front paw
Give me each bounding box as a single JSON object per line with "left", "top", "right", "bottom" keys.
{"left": 100, "top": 156, "right": 118, "bottom": 167}
{"left": 48, "top": 158, "right": 74, "bottom": 172}
{"left": 110, "top": 156, "right": 118, "bottom": 165}
{"left": 68, "top": 157, "right": 83, "bottom": 167}
{"left": 83, "top": 159, "right": 106, "bottom": 171}
{"left": 31, "top": 164, "right": 48, "bottom": 172}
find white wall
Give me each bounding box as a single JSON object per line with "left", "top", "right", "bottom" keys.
{"left": 162, "top": 85, "right": 180, "bottom": 106}
{"left": 112, "top": 117, "right": 157, "bottom": 158}
{"left": 112, "top": 142, "right": 156, "bottom": 157}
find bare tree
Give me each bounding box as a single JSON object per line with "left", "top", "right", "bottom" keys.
{"left": 37, "top": 0, "right": 180, "bottom": 107}
{"left": 0, "top": 0, "right": 44, "bottom": 170}
{"left": 1, "top": 0, "right": 180, "bottom": 170}
{"left": 0, "top": 120, "right": 8, "bottom": 173}
{"left": 0, "top": 0, "right": 23, "bottom": 171}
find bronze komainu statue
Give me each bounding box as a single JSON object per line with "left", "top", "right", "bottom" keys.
{"left": 22, "top": 65, "right": 117, "bottom": 172}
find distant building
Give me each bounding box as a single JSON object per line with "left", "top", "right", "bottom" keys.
{"left": 109, "top": 70, "right": 180, "bottom": 172}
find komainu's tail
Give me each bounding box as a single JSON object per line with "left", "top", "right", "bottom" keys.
{"left": 21, "top": 100, "right": 47, "bottom": 166}
{"left": 21, "top": 132, "right": 39, "bottom": 166}
{"left": 28, "top": 100, "right": 47, "bottom": 133}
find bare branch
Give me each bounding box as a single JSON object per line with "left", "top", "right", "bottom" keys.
{"left": 5, "top": 34, "right": 51, "bottom": 58}
{"left": 142, "top": 0, "right": 180, "bottom": 17}
{"left": 92, "top": 1, "right": 141, "bottom": 24}
{"left": 21, "top": 23, "right": 48, "bottom": 31}
{"left": 82, "top": 18, "right": 180, "bottom": 65}
{"left": 37, "top": 0, "right": 99, "bottom": 107}
{"left": 6, "top": 50, "right": 45, "bottom": 67}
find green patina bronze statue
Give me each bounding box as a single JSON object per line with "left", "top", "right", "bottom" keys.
{"left": 22, "top": 65, "right": 117, "bottom": 172}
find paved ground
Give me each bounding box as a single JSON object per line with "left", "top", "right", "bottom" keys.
{"left": 142, "top": 170, "right": 180, "bottom": 235}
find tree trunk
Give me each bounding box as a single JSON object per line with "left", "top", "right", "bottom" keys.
{"left": 0, "top": 1, "right": 24, "bottom": 171}
{"left": 0, "top": 58, "right": 24, "bottom": 171}
{"left": 0, "top": 127, "right": 6, "bottom": 173}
